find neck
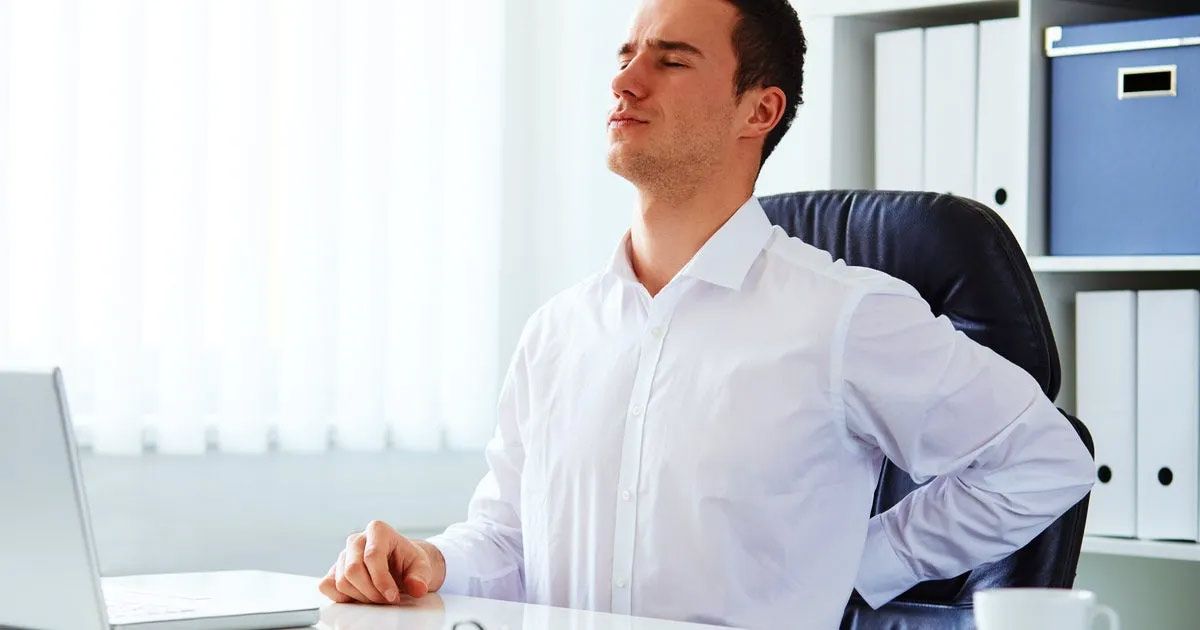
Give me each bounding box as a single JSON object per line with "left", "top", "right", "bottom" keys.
{"left": 629, "top": 174, "right": 754, "bottom": 297}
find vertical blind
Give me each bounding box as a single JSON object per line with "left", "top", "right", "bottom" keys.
{"left": 0, "top": 0, "right": 503, "bottom": 454}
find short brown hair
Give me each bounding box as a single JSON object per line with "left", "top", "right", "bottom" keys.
{"left": 725, "top": 0, "right": 806, "bottom": 169}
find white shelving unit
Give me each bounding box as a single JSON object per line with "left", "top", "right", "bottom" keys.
{"left": 793, "top": 0, "right": 1012, "bottom": 17}
{"left": 770, "top": 0, "right": 1200, "bottom": 417}
{"left": 768, "top": 0, "right": 1167, "bottom": 255}
{"left": 1030, "top": 256, "right": 1200, "bottom": 273}
{"left": 768, "top": 0, "right": 1200, "bottom": 568}
{"left": 768, "top": 3, "right": 1200, "bottom": 626}
{"left": 1083, "top": 536, "right": 1200, "bottom": 562}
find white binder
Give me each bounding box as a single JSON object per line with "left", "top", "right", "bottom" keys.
{"left": 922, "top": 23, "right": 977, "bottom": 199}
{"left": 1136, "top": 289, "right": 1200, "bottom": 541}
{"left": 874, "top": 28, "right": 923, "bottom": 190}
{"left": 1076, "top": 290, "right": 1137, "bottom": 538}
{"left": 975, "top": 17, "right": 1026, "bottom": 250}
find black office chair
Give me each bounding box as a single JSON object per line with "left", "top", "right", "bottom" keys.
{"left": 758, "top": 190, "right": 1095, "bottom": 630}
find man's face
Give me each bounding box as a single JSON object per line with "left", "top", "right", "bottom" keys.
{"left": 607, "top": 0, "right": 743, "bottom": 189}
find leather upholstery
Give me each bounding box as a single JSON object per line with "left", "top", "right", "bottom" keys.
{"left": 757, "top": 191, "right": 1094, "bottom": 630}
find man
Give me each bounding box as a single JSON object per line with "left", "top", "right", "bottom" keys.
{"left": 318, "top": 0, "right": 1095, "bottom": 627}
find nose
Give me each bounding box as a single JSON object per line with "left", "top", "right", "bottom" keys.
{"left": 611, "top": 57, "right": 648, "bottom": 103}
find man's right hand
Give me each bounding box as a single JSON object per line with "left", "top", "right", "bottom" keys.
{"left": 318, "top": 519, "right": 447, "bottom": 605}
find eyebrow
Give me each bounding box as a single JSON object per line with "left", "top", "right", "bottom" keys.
{"left": 617, "top": 38, "right": 705, "bottom": 59}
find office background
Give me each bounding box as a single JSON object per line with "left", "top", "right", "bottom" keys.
{"left": 3, "top": 0, "right": 1200, "bottom": 628}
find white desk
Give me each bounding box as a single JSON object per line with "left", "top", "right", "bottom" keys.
{"left": 315, "top": 593, "right": 733, "bottom": 630}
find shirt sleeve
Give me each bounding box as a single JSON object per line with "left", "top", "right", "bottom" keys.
{"left": 838, "top": 284, "right": 1095, "bottom": 609}
{"left": 425, "top": 322, "right": 533, "bottom": 602}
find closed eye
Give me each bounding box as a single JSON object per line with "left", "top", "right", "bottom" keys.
{"left": 617, "top": 59, "right": 688, "bottom": 70}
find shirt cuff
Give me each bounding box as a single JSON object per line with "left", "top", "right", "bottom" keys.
{"left": 854, "top": 515, "right": 920, "bottom": 609}
{"left": 425, "top": 534, "right": 471, "bottom": 595}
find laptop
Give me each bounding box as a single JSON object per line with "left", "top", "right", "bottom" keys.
{"left": 0, "top": 368, "right": 323, "bottom": 629}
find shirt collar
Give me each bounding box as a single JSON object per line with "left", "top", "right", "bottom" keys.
{"left": 605, "top": 195, "right": 775, "bottom": 292}
{"left": 605, "top": 231, "right": 641, "bottom": 286}
{"left": 679, "top": 196, "right": 774, "bottom": 291}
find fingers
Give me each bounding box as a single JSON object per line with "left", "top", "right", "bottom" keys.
{"left": 394, "top": 537, "right": 433, "bottom": 598}
{"left": 363, "top": 520, "right": 401, "bottom": 602}
{"left": 318, "top": 561, "right": 352, "bottom": 603}
{"left": 341, "top": 532, "right": 388, "bottom": 604}
{"left": 334, "top": 548, "right": 372, "bottom": 604}
{"left": 325, "top": 520, "right": 424, "bottom": 606}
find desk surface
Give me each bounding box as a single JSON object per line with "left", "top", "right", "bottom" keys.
{"left": 104, "top": 571, "right": 731, "bottom": 630}
{"left": 316, "top": 593, "right": 733, "bottom": 630}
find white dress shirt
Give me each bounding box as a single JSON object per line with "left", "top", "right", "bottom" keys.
{"left": 427, "top": 196, "right": 1095, "bottom": 629}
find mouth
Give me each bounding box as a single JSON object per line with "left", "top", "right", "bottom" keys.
{"left": 608, "top": 114, "right": 649, "bottom": 130}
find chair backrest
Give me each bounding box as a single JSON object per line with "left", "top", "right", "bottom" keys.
{"left": 758, "top": 190, "right": 1094, "bottom": 630}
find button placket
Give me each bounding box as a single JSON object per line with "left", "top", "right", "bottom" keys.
{"left": 608, "top": 283, "right": 684, "bottom": 615}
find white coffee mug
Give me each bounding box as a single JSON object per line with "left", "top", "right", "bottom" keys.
{"left": 973, "top": 588, "right": 1119, "bottom": 630}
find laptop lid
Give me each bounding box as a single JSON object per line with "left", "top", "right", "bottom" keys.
{"left": 0, "top": 368, "right": 110, "bottom": 630}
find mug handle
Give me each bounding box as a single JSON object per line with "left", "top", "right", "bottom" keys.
{"left": 1092, "top": 604, "right": 1120, "bottom": 630}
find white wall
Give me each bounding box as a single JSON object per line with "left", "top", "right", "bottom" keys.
{"left": 81, "top": 452, "right": 487, "bottom": 577}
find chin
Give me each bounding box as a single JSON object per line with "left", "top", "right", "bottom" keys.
{"left": 606, "top": 152, "right": 627, "bottom": 178}
{"left": 606, "top": 146, "right": 636, "bottom": 174}
{"left": 607, "top": 150, "right": 660, "bottom": 186}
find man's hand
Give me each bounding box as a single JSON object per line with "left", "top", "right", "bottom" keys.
{"left": 318, "top": 519, "right": 447, "bottom": 605}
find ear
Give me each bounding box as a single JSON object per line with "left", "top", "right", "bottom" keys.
{"left": 738, "top": 86, "right": 786, "bottom": 140}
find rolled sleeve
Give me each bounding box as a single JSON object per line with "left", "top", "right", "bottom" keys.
{"left": 425, "top": 534, "right": 472, "bottom": 595}
{"left": 854, "top": 516, "right": 920, "bottom": 608}
{"left": 842, "top": 284, "right": 1095, "bottom": 608}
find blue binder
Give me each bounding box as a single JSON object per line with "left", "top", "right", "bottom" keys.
{"left": 1048, "top": 15, "right": 1200, "bottom": 256}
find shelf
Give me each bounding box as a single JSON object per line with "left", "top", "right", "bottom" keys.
{"left": 792, "top": 0, "right": 1188, "bottom": 18}
{"left": 792, "top": 0, "right": 1012, "bottom": 17}
{"left": 1082, "top": 536, "right": 1200, "bottom": 562}
{"left": 1028, "top": 255, "right": 1200, "bottom": 273}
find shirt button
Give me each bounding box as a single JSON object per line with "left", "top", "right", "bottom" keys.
{"left": 631, "top": 405, "right": 643, "bottom": 417}
{"left": 621, "top": 489, "right": 632, "bottom": 501}
{"left": 650, "top": 326, "right": 664, "bottom": 339}
{"left": 616, "top": 578, "right": 628, "bottom": 589}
